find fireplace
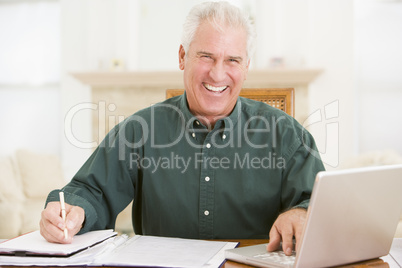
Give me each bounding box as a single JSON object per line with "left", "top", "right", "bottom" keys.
{"left": 71, "top": 69, "right": 322, "bottom": 143}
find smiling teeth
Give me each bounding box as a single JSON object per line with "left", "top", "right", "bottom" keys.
{"left": 204, "top": 83, "right": 227, "bottom": 92}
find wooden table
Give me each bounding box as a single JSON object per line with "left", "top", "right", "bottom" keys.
{"left": 222, "top": 239, "right": 389, "bottom": 268}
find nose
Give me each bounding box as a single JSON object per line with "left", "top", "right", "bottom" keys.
{"left": 209, "top": 60, "right": 226, "bottom": 82}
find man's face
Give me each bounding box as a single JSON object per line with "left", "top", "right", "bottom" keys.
{"left": 179, "top": 21, "right": 250, "bottom": 123}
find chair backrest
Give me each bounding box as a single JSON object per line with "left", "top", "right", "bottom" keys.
{"left": 166, "top": 88, "right": 295, "bottom": 117}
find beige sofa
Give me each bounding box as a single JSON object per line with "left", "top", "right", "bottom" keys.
{"left": 0, "top": 150, "right": 65, "bottom": 238}
{"left": 0, "top": 149, "right": 132, "bottom": 239}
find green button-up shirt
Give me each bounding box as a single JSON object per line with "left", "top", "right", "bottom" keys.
{"left": 46, "top": 94, "right": 325, "bottom": 239}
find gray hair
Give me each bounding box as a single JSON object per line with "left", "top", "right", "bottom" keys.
{"left": 181, "top": 1, "right": 256, "bottom": 60}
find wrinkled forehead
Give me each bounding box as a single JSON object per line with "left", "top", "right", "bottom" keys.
{"left": 189, "top": 21, "right": 248, "bottom": 63}
{"left": 193, "top": 17, "right": 249, "bottom": 59}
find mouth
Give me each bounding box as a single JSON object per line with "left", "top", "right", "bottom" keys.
{"left": 203, "top": 83, "right": 228, "bottom": 93}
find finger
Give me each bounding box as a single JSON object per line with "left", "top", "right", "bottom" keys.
{"left": 43, "top": 202, "right": 65, "bottom": 229}
{"left": 288, "top": 208, "right": 307, "bottom": 253}
{"left": 40, "top": 205, "right": 71, "bottom": 244}
{"left": 266, "top": 226, "right": 281, "bottom": 252}
{"left": 65, "top": 205, "right": 85, "bottom": 237}
{"left": 280, "top": 228, "right": 294, "bottom": 256}
{"left": 40, "top": 217, "right": 68, "bottom": 243}
{"left": 293, "top": 221, "right": 304, "bottom": 252}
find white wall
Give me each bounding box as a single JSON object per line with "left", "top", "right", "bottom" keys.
{"left": 254, "top": 0, "right": 402, "bottom": 169}
{"left": 355, "top": 0, "right": 402, "bottom": 155}
{"left": 306, "top": 0, "right": 355, "bottom": 169}
{"left": 0, "top": 1, "right": 60, "bottom": 158}
{"left": 254, "top": 0, "right": 309, "bottom": 69}
{"left": 56, "top": 0, "right": 402, "bottom": 175}
{"left": 2, "top": 0, "right": 402, "bottom": 177}
{"left": 0, "top": 86, "right": 61, "bottom": 157}
{"left": 59, "top": 0, "right": 253, "bottom": 178}
{"left": 254, "top": 0, "right": 355, "bottom": 169}
{"left": 136, "top": 0, "right": 188, "bottom": 71}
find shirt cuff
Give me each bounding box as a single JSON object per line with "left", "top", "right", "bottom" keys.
{"left": 291, "top": 199, "right": 310, "bottom": 210}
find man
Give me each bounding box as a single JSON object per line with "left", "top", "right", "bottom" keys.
{"left": 40, "top": 1, "right": 324, "bottom": 256}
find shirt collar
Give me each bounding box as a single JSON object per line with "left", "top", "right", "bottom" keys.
{"left": 178, "top": 91, "right": 242, "bottom": 131}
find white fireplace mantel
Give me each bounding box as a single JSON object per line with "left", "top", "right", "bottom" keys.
{"left": 70, "top": 69, "right": 322, "bottom": 142}
{"left": 71, "top": 69, "right": 322, "bottom": 88}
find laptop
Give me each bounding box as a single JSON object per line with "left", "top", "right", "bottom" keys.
{"left": 225, "top": 164, "right": 402, "bottom": 268}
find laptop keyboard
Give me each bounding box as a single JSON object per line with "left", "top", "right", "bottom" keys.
{"left": 253, "top": 251, "right": 296, "bottom": 267}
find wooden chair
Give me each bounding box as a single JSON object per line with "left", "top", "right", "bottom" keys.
{"left": 166, "top": 88, "right": 295, "bottom": 117}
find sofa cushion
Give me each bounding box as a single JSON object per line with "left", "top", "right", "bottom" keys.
{"left": 20, "top": 198, "right": 45, "bottom": 235}
{"left": 0, "top": 156, "right": 25, "bottom": 202}
{"left": 15, "top": 150, "right": 65, "bottom": 199}
{"left": 0, "top": 202, "right": 23, "bottom": 239}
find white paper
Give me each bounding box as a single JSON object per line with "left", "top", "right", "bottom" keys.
{"left": 0, "top": 229, "right": 116, "bottom": 256}
{"left": 95, "top": 235, "right": 236, "bottom": 268}
{"left": 389, "top": 238, "right": 402, "bottom": 266}
{"left": 381, "top": 238, "right": 402, "bottom": 268}
{"left": 203, "top": 241, "right": 239, "bottom": 268}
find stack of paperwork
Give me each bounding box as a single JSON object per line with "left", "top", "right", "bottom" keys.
{"left": 0, "top": 230, "right": 238, "bottom": 267}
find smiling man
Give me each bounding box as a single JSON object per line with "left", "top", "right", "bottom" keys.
{"left": 40, "top": 1, "right": 325, "bottom": 256}
{"left": 179, "top": 17, "right": 249, "bottom": 128}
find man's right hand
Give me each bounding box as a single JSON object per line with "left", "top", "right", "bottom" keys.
{"left": 40, "top": 201, "right": 85, "bottom": 244}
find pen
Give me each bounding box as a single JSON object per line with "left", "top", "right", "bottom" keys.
{"left": 59, "top": 191, "right": 68, "bottom": 240}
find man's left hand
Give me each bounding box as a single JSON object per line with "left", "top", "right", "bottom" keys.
{"left": 266, "top": 208, "right": 307, "bottom": 256}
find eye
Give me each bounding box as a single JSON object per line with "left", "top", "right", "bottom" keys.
{"left": 228, "top": 58, "right": 240, "bottom": 63}
{"left": 199, "top": 54, "right": 214, "bottom": 62}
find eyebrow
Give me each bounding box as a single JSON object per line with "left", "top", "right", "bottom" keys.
{"left": 197, "top": 51, "right": 213, "bottom": 57}
{"left": 196, "top": 51, "right": 244, "bottom": 62}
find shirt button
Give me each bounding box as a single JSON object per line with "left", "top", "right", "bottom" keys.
{"left": 222, "top": 134, "right": 227, "bottom": 140}
{"left": 205, "top": 176, "right": 210, "bottom": 182}
{"left": 204, "top": 210, "right": 210, "bottom": 216}
{"left": 206, "top": 143, "right": 211, "bottom": 148}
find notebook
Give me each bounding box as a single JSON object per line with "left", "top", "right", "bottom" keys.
{"left": 225, "top": 164, "right": 402, "bottom": 268}
{"left": 0, "top": 229, "right": 117, "bottom": 257}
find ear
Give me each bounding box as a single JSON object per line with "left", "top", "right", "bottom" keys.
{"left": 178, "top": 45, "right": 186, "bottom": 70}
